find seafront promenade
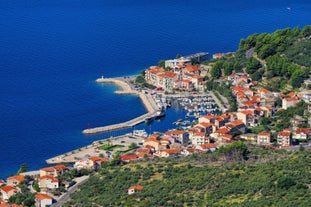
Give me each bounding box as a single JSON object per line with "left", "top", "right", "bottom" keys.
{"left": 82, "top": 77, "right": 159, "bottom": 134}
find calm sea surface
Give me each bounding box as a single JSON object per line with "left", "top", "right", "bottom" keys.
{"left": 0, "top": 0, "right": 310, "bottom": 178}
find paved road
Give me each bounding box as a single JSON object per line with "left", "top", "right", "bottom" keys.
{"left": 209, "top": 91, "right": 227, "bottom": 112}
{"left": 51, "top": 175, "right": 90, "bottom": 207}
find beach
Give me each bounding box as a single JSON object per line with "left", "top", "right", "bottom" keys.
{"left": 82, "top": 77, "right": 159, "bottom": 134}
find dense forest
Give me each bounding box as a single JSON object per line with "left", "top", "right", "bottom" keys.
{"left": 64, "top": 143, "right": 311, "bottom": 207}
{"left": 208, "top": 25, "right": 311, "bottom": 91}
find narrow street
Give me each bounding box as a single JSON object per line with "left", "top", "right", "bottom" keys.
{"left": 51, "top": 175, "right": 89, "bottom": 207}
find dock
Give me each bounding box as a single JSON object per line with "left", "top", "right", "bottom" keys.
{"left": 82, "top": 77, "right": 159, "bottom": 135}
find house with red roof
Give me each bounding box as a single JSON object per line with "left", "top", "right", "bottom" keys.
{"left": 74, "top": 156, "right": 109, "bottom": 170}
{"left": 39, "top": 175, "right": 59, "bottom": 192}
{"left": 0, "top": 186, "right": 18, "bottom": 201}
{"left": 120, "top": 154, "right": 139, "bottom": 162}
{"left": 213, "top": 53, "right": 224, "bottom": 59}
{"left": 6, "top": 175, "right": 24, "bottom": 187}
{"left": 145, "top": 66, "right": 165, "bottom": 85}
{"left": 156, "top": 71, "right": 178, "bottom": 90}
{"left": 277, "top": 131, "right": 291, "bottom": 146}
{"left": 257, "top": 132, "right": 271, "bottom": 145}
{"left": 211, "top": 127, "right": 231, "bottom": 141}
{"left": 225, "top": 120, "right": 246, "bottom": 134}
{"left": 196, "top": 143, "right": 219, "bottom": 152}
{"left": 237, "top": 110, "right": 255, "bottom": 127}
{"left": 143, "top": 136, "right": 160, "bottom": 151}
{"left": 136, "top": 148, "right": 152, "bottom": 158}
{"left": 292, "top": 128, "right": 311, "bottom": 140}
{"left": 193, "top": 122, "right": 215, "bottom": 134}
{"left": 164, "top": 129, "right": 189, "bottom": 144}
{"left": 282, "top": 95, "right": 300, "bottom": 110}
{"left": 189, "top": 132, "right": 210, "bottom": 146}
{"left": 35, "top": 193, "right": 53, "bottom": 207}
{"left": 258, "top": 88, "right": 273, "bottom": 98}
{"left": 128, "top": 185, "right": 144, "bottom": 195}
{"left": 184, "top": 64, "right": 199, "bottom": 74}
{"left": 39, "top": 164, "right": 69, "bottom": 178}
{"left": 156, "top": 148, "right": 181, "bottom": 158}
{"left": 218, "top": 133, "right": 234, "bottom": 142}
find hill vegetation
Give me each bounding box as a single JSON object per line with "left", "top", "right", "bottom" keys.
{"left": 208, "top": 25, "right": 311, "bottom": 91}
{"left": 64, "top": 143, "right": 311, "bottom": 207}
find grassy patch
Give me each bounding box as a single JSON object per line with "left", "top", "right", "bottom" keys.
{"left": 100, "top": 144, "right": 125, "bottom": 151}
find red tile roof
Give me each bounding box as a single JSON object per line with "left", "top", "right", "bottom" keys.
{"left": 185, "top": 64, "right": 199, "bottom": 72}
{"left": 146, "top": 66, "right": 164, "bottom": 74}
{"left": 128, "top": 185, "right": 144, "bottom": 191}
{"left": 40, "top": 164, "right": 68, "bottom": 172}
{"left": 159, "top": 148, "right": 181, "bottom": 155}
{"left": 165, "top": 129, "right": 185, "bottom": 135}
{"left": 40, "top": 175, "right": 58, "bottom": 183}
{"left": 215, "top": 127, "right": 230, "bottom": 134}
{"left": 278, "top": 131, "right": 291, "bottom": 137}
{"left": 1, "top": 186, "right": 17, "bottom": 193}
{"left": 200, "top": 143, "right": 218, "bottom": 149}
{"left": 88, "top": 156, "right": 109, "bottom": 163}
{"left": 194, "top": 132, "right": 206, "bottom": 136}
{"left": 259, "top": 88, "right": 270, "bottom": 94}
{"left": 36, "top": 193, "right": 53, "bottom": 200}
{"left": 258, "top": 132, "right": 271, "bottom": 137}
{"left": 7, "top": 175, "right": 24, "bottom": 182}
{"left": 295, "top": 128, "right": 310, "bottom": 134}
{"left": 120, "top": 154, "right": 139, "bottom": 161}
{"left": 220, "top": 134, "right": 233, "bottom": 139}
{"left": 229, "top": 120, "right": 244, "bottom": 127}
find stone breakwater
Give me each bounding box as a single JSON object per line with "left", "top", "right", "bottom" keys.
{"left": 82, "top": 77, "right": 159, "bottom": 134}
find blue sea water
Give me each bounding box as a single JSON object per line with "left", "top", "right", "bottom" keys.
{"left": 0, "top": 0, "right": 310, "bottom": 179}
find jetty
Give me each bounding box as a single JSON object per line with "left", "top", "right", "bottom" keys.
{"left": 82, "top": 77, "right": 159, "bottom": 135}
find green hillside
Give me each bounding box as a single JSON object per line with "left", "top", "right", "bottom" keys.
{"left": 64, "top": 144, "right": 311, "bottom": 207}
{"left": 208, "top": 25, "right": 311, "bottom": 91}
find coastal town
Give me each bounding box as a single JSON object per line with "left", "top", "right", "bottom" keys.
{"left": 1, "top": 52, "right": 311, "bottom": 206}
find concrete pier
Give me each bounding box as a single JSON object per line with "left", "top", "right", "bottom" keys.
{"left": 82, "top": 77, "right": 159, "bottom": 135}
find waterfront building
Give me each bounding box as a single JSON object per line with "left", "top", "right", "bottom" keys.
{"left": 164, "top": 57, "right": 191, "bottom": 69}
{"left": 144, "top": 66, "right": 165, "bottom": 85}
{"left": 6, "top": 175, "right": 25, "bottom": 187}
{"left": 39, "top": 164, "right": 69, "bottom": 178}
